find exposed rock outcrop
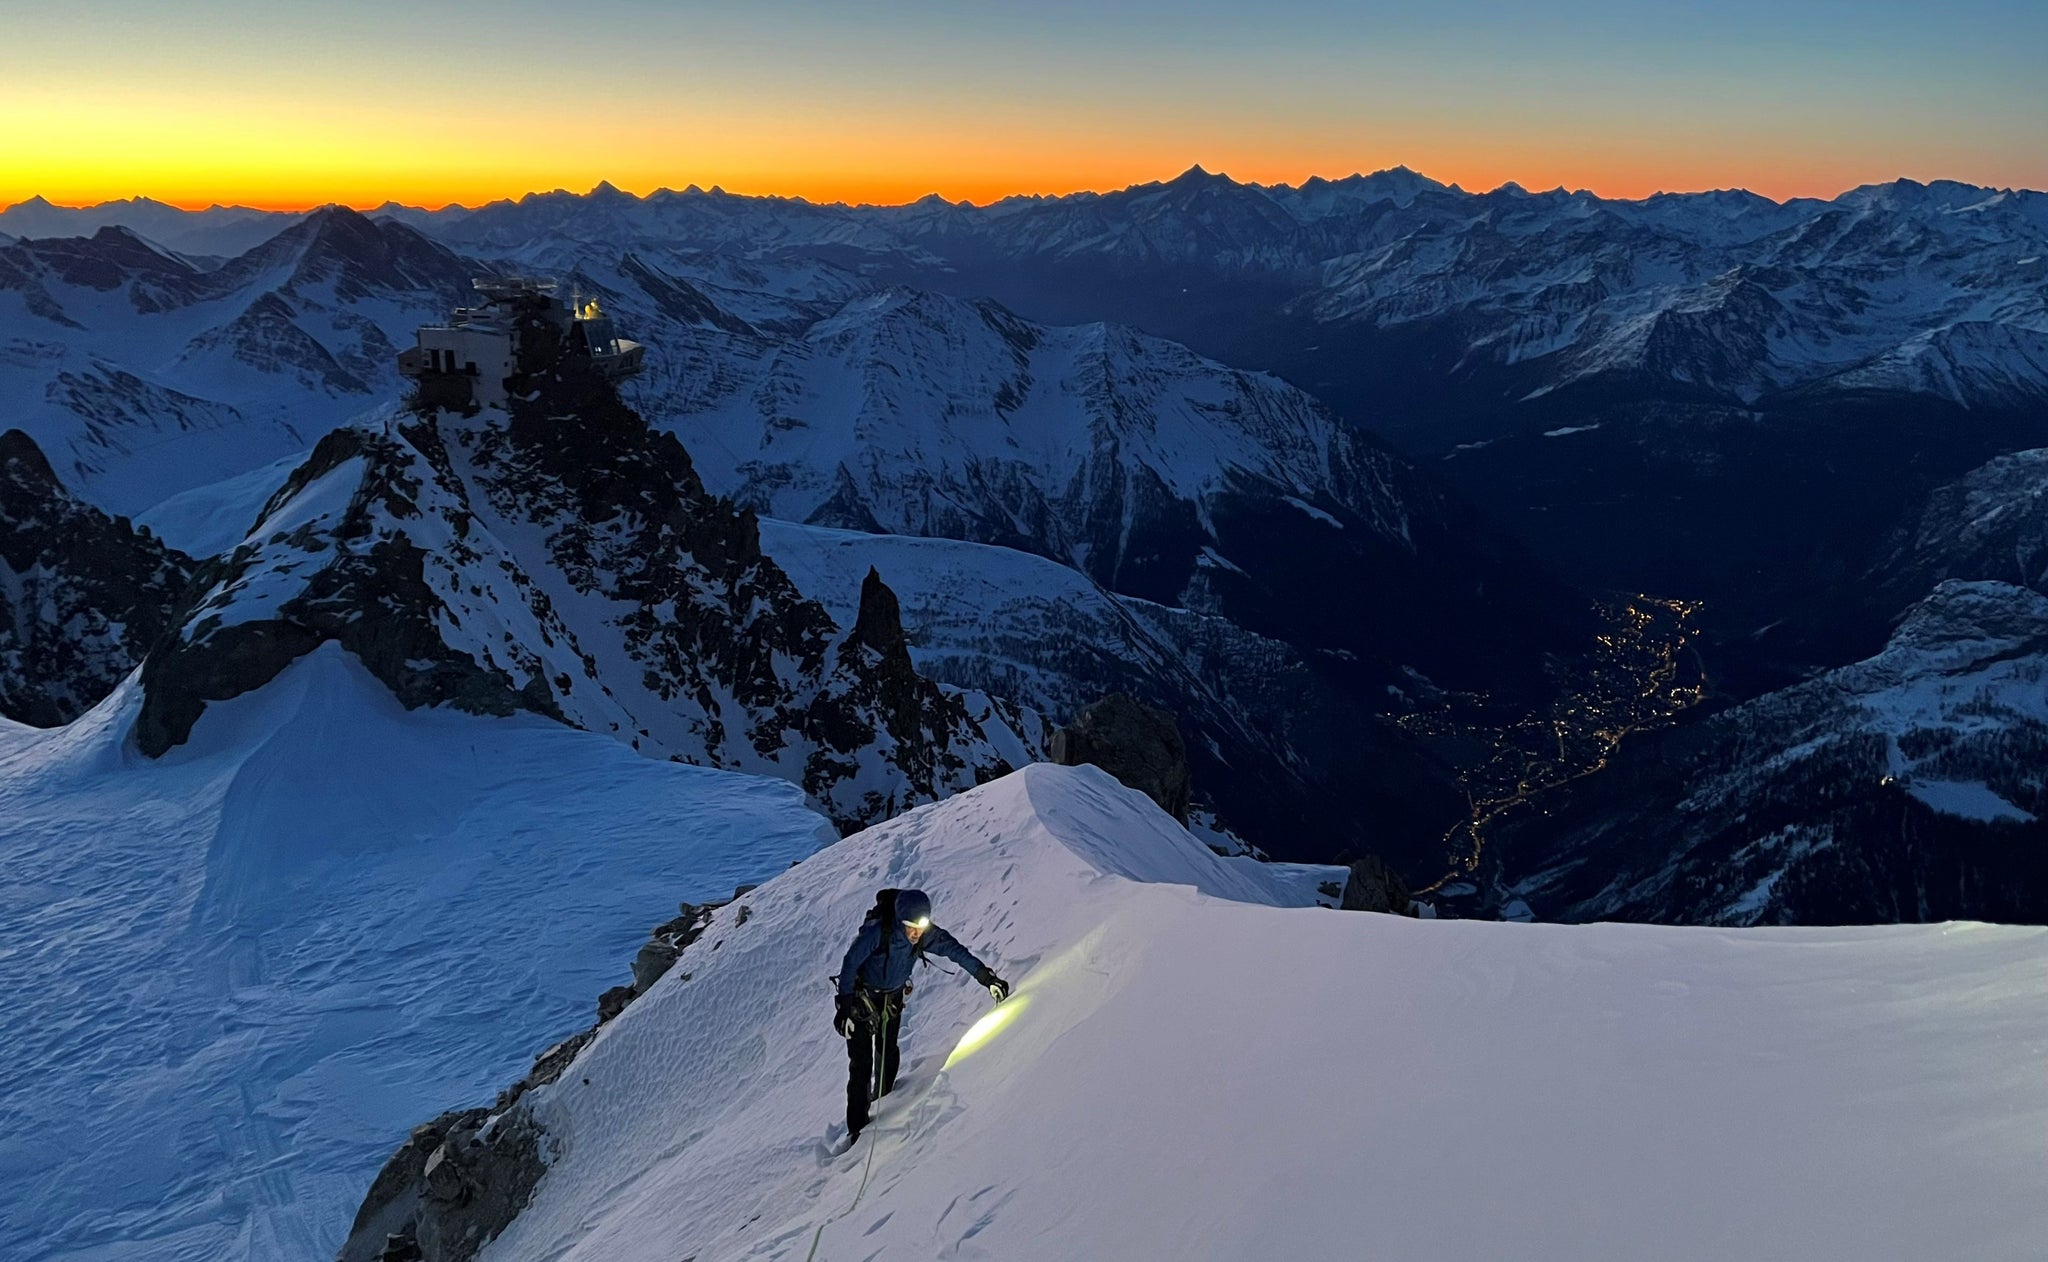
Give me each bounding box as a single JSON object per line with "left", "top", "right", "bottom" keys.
{"left": 132, "top": 352, "right": 1029, "bottom": 828}
{"left": 134, "top": 425, "right": 547, "bottom": 755}
{"left": 0, "top": 428, "right": 195, "bottom": 725}
{"left": 1051, "top": 693, "right": 1192, "bottom": 822}
{"left": 1337, "top": 855, "right": 1418, "bottom": 916}
{"left": 803, "top": 567, "right": 1027, "bottom": 828}
{"left": 339, "top": 897, "right": 731, "bottom": 1262}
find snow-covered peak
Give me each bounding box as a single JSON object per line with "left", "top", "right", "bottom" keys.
{"left": 214, "top": 204, "right": 474, "bottom": 302}
{"left": 1877, "top": 447, "right": 2048, "bottom": 599}
{"left": 1857, "top": 578, "right": 2048, "bottom": 681}
{"left": 662, "top": 285, "right": 1411, "bottom": 559}
{"left": 1165, "top": 162, "right": 1226, "bottom": 186}
{"left": 1269, "top": 165, "right": 1452, "bottom": 217}
{"left": 0, "top": 195, "right": 295, "bottom": 256}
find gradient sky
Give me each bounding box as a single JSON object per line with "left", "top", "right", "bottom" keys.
{"left": 3, "top": 0, "right": 2043, "bottom": 209}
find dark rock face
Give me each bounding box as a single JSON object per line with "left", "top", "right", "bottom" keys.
{"left": 410, "top": 1108, "right": 548, "bottom": 1262}
{"left": 1728, "top": 442, "right": 2048, "bottom": 684}
{"left": 1338, "top": 856, "right": 1418, "bottom": 916}
{"left": 803, "top": 567, "right": 1026, "bottom": 828}
{"left": 134, "top": 427, "right": 542, "bottom": 757}
{"left": 1494, "top": 581, "right": 2048, "bottom": 925}
{"left": 341, "top": 1044, "right": 578, "bottom": 1261}
{"left": 595, "top": 985, "right": 636, "bottom": 1023}
{"left": 1051, "top": 694, "right": 1193, "bottom": 822}
{"left": 0, "top": 428, "right": 195, "bottom": 725}
{"left": 630, "top": 939, "right": 680, "bottom": 992}
{"left": 1873, "top": 447, "right": 2048, "bottom": 607}
{"left": 131, "top": 357, "right": 1027, "bottom": 827}
{"left": 338, "top": 1109, "right": 486, "bottom": 1262}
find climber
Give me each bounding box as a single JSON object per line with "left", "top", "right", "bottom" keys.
{"left": 833, "top": 887, "right": 1009, "bottom": 1142}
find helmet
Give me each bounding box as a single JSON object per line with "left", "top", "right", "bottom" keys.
{"left": 895, "top": 888, "right": 932, "bottom": 929}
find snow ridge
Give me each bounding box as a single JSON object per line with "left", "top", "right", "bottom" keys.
{"left": 400, "top": 762, "right": 2048, "bottom": 1262}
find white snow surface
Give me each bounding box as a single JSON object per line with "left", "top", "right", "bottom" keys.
{"left": 483, "top": 763, "right": 2048, "bottom": 1262}
{"left": 0, "top": 213, "right": 461, "bottom": 520}
{"left": 1906, "top": 778, "right": 2038, "bottom": 823}
{"left": 135, "top": 449, "right": 310, "bottom": 556}
{"left": 751, "top": 519, "right": 1321, "bottom": 770}
{"left": 643, "top": 286, "right": 1413, "bottom": 550}
{"left": 0, "top": 645, "right": 835, "bottom": 1262}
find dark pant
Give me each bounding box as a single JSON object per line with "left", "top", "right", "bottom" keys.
{"left": 845, "top": 990, "right": 902, "bottom": 1136}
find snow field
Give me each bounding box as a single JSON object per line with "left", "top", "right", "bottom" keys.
{"left": 483, "top": 763, "right": 2048, "bottom": 1262}
{"left": 0, "top": 645, "right": 835, "bottom": 1261}
{"left": 137, "top": 449, "right": 312, "bottom": 557}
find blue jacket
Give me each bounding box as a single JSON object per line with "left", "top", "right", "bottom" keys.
{"left": 838, "top": 917, "right": 989, "bottom": 997}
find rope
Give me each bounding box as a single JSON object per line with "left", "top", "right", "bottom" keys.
{"left": 802, "top": 1114, "right": 880, "bottom": 1262}
{"left": 806, "top": 1011, "right": 888, "bottom": 1262}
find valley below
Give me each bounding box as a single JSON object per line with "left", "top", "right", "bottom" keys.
{"left": 1400, "top": 593, "right": 1708, "bottom": 911}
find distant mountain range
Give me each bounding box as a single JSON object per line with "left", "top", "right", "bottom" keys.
{"left": 17, "top": 167, "right": 2041, "bottom": 662}
{"left": 4, "top": 169, "right": 2043, "bottom": 908}
{"left": 22, "top": 164, "right": 2041, "bottom": 415}
{"left": 0, "top": 211, "right": 473, "bottom": 517}
{"left": 0, "top": 195, "right": 298, "bottom": 258}
{"left": 0, "top": 206, "right": 1611, "bottom": 870}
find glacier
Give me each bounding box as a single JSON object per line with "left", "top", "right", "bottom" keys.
{"left": 0, "top": 645, "right": 834, "bottom": 1261}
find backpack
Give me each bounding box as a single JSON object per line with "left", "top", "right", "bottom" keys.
{"left": 863, "top": 888, "right": 899, "bottom": 928}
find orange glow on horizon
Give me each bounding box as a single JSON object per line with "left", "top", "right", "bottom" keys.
{"left": 7, "top": 155, "right": 2002, "bottom": 217}
{"left": 3, "top": 1, "right": 2041, "bottom": 223}
{"left": 4, "top": 81, "right": 2031, "bottom": 214}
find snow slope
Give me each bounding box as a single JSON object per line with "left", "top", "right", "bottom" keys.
{"left": 474, "top": 763, "right": 2048, "bottom": 1262}
{"left": 0, "top": 645, "right": 834, "bottom": 1261}
{"left": 649, "top": 287, "right": 1420, "bottom": 574}
{"left": 756, "top": 517, "right": 1305, "bottom": 731}
{"left": 132, "top": 398, "right": 1032, "bottom": 832}
{"left": 135, "top": 449, "right": 311, "bottom": 556}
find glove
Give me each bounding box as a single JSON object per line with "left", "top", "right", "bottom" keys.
{"left": 833, "top": 994, "right": 859, "bottom": 1039}
{"left": 978, "top": 970, "right": 1010, "bottom": 1002}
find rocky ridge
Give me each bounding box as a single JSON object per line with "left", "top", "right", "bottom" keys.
{"left": 136, "top": 357, "right": 1036, "bottom": 830}
{"left": 337, "top": 896, "right": 732, "bottom": 1262}
{"left": 0, "top": 427, "right": 194, "bottom": 725}
{"left": 1876, "top": 448, "right": 2048, "bottom": 603}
